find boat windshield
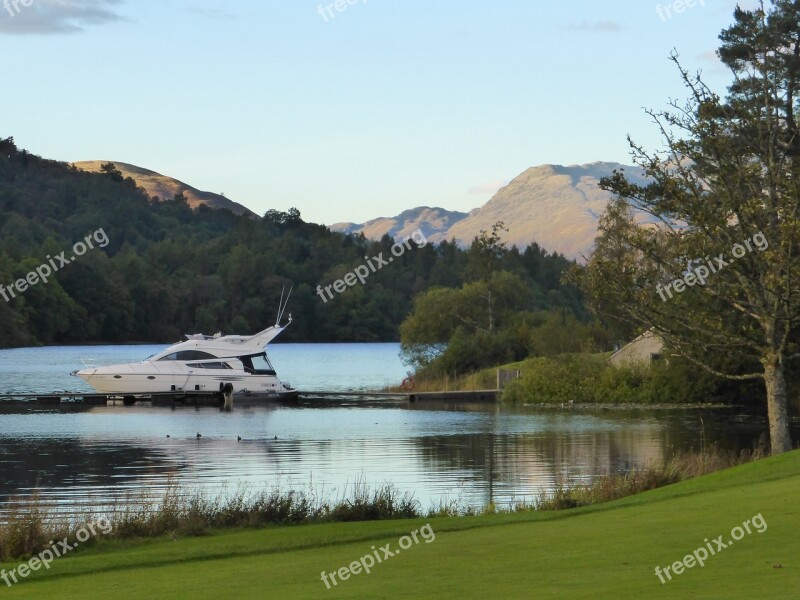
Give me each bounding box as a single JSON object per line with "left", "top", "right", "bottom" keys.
{"left": 241, "top": 353, "right": 276, "bottom": 375}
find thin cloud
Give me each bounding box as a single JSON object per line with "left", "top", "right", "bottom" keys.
{"left": 0, "top": 0, "right": 126, "bottom": 35}
{"left": 468, "top": 179, "right": 507, "bottom": 195}
{"left": 567, "top": 20, "right": 622, "bottom": 33}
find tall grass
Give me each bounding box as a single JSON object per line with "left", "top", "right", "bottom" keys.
{"left": 532, "top": 443, "right": 766, "bottom": 511}
{"left": 0, "top": 479, "right": 420, "bottom": 562}
{"left": 383, "top": 368, "right": 500, "bottom": 393}
{"left": 109, "top": 484, "right": 318, "bottom": 539}
{"left": 0, "top": 445, "right": 766, "bottom": 561}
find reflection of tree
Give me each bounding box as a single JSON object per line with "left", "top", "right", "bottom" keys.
{"left": 0, "top": 437, "right": 175, "bottom": 507}
{"left": 0, "top": 404, "right": 788, "bottom": 516}
{"left": 406, "top": 407, "right": 779, "bottom": 507}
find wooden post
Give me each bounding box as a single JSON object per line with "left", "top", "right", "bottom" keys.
{"left": 222, "top": 383, "right": 234, "bottom": 411}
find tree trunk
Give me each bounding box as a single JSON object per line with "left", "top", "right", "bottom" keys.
{"left": 763, "top": 359, "right": 793, "bottom": 454}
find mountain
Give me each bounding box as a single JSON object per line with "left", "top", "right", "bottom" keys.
{"left": 331, "top": 162, "right": 648, "bottom": 260}
{"left": 331, "top": 207, "right": 469, "bottom": 243}
{"left": 73, "top": 159, "right": 646, "bottom": 259}
{"left": 0, "top": 138, "right": 581, "bottom": 347}
{"left": 72, "top": 161, "right": 256, "bottom": 217}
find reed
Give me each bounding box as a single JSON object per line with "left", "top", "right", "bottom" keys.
{"left": 0, "top": 445, "right": 766, "bottom": 561}
{"left": 0, "top": 490, "right": 102, "bottom": 562}
{"left": 533, "top": 442, "right": 767, "bottom": 511}
{"left": 0, "top": 479, "right": 420, "bottom": 561}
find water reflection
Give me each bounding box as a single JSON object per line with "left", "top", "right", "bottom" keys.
{"left": 1, "top": 401, "right": 792, "bottom": 516}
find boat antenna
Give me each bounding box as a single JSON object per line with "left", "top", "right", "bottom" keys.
{"left": 276, "top": 286, "right": 292, "bottom": 326}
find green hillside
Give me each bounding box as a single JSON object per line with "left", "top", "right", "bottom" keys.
{"left": 0, "top": 137, "right": 581, "bottom": 348}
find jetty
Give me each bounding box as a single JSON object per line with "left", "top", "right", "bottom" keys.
{"left": 0, "top": 388, "right": 500, "bottom": 406}
{"left": 0, "top": 391, "right": 229, "bottom": 406}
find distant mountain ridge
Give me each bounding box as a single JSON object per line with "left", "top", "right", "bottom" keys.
{"left": 72, "top": 161, "right": 256, "bottom": 217}
{"left": 332, "top": 207, "right": 469, "bottom": 242}
{"left": 331, "top": 162, "right": 648, "bottom": 260}
{"left": 74, "top": 160, "right": 646, "bottom": 260}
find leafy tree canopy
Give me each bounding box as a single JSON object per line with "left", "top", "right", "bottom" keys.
{"left": 575, "top": 0, "right": 800, "bottom": 453}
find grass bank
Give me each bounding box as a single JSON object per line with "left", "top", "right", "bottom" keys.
{"left": 1, "top": 450, "right": 797, "bottom": 598}
{"left": 395, "top": 351, "right": 754, "bottom": 405}
{"left": 383, "top": 366, "right": 501, "bottom": 393}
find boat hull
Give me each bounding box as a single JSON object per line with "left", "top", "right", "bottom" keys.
{"left": 75, "top": 367, "right": 293, "bottom": 396}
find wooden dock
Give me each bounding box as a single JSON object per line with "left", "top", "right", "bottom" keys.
{"left": 408, "top": 390, "right": 498, "bottom": 403}
{"left": 0, "top": 388, "right": 500, "bottom": 406}
{"left": 296, "top": 391, "right": 409, "bottom": 400}
{"left": 296, "top": 390, "right": 499, "bottom": 402}
{"left": 0, "top": 391, "right": 232, "bottom": 406}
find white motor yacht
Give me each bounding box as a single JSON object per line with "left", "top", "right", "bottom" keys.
{"left": 73, "top": 298, "right": 296, "bottom": 399}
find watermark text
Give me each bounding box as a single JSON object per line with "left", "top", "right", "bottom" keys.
{"left": 1, "top": 518, "right": 113, "bottom": 588}
{"left": 316, "top": 229, "right": 427, "bottom": 303}
{"left": 0, "top": 227, "right": 109, "bottom": 304}
{"left": 320, "top": 523, "right": 435, "bottom": 589}
{"left": 656, "top": 231, "right": 768, "bottom": 302}
{"left": 317, "top": 0, "right": 368, "bottom": 22}
{"left": 654, "top": 513, "right": 767, "bottom": 584}
{"left": 656, "top": 0, "right": 705, "bottom": 22}
{"left": 4, "top": 0, "right": 33, "bottom": 18}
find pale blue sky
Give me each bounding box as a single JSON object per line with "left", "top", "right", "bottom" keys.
{"left": 1, "top": 0, "right": 750, "bottom": 224}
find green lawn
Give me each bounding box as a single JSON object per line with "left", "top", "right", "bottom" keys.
{"left": 2, "top": 451, "right": 798, "bottom": 599}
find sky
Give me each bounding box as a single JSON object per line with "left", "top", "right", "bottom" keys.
{"left": 0, "top": 0, "right": 755, "bottom": 225}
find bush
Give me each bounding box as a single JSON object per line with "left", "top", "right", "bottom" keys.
{"left": 501, "top": 353, "right": 735, "bottom": 404}
{"left": 501, "top": 354, "right": 607, "bottom": 404}
{"left": 411, "top": 326, "right": 527, "bottom": 379}
{"left": 527, "top": 311, "right": 611, "bottom": 357}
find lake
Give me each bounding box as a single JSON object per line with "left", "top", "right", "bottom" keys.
{"left": 0, "top": 343, "right": 796, "bottom": 516}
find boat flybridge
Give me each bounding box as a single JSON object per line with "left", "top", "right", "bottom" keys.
{"left": 73, "top": 293, "right": 297, "bottom": 401}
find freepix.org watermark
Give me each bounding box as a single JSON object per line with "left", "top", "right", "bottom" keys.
{"left": 317, "top": 0, "right": 368, "bottom": 22}
{"left": 320, "top": 523, "right": 435, "bottom": 589}
{"left": 654, "top": 513, "right": 767, "bottom": 584}
{"left": 316, "top": 229, "right": 427, "bottom": 303}
{"left": 3, "top": 0, "right": 33, "bottom": 17}
{"left": 1, "top": 518, "right": 113, "bottom": 588}
{"left": 656, "top": 0, "right": 705, "bottom": 22}
{"left": 0, "top": 227, "right": 109, "bottom": 304}
{"left": 656, "top": 231, "right": 768, "bottom": 302}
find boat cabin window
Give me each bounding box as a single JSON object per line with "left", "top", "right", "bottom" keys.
{"left": 241, "top": 353, "right": 276, "bottom": 375}
{"left": 159, "top": 350, "right": 218, "bottom": 361}
{"left": 185, "top": 362, "right": 233, "bottom": 370}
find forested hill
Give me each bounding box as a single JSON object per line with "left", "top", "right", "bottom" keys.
{"left": 0, "top": 138, "right": 584, "bottom": 348}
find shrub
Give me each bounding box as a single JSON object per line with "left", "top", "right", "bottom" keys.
{"left": 501, "top": 353, "right": 744, "bottom": 405}
{"left": 501, "top": 355, "right": 606, "bottom": 404}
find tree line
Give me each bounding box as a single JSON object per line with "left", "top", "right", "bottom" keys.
{"left": 0, "top": 138, "right": 585, "bottom": 348}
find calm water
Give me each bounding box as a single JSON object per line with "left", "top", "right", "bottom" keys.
{"left": 0, "top": 343, "right": 410, "bottom": 394}
{"left": 0, "top": 344, "right": 796, "bottom": 516}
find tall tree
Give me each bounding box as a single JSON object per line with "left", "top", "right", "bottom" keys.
{"left": 578, "top": 1, "right": 800, "bottom": 453}
{"left": 464, "top": 221, "right": 509, "bottom": 282}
